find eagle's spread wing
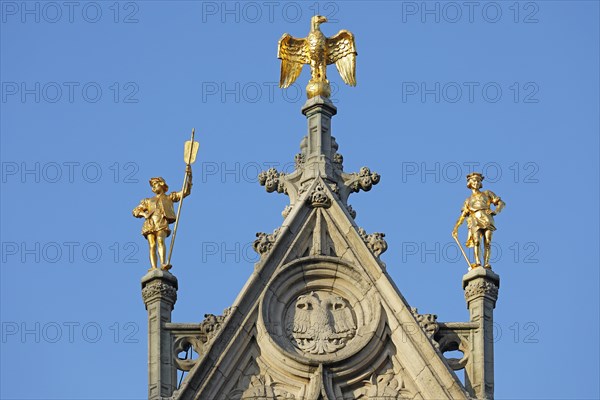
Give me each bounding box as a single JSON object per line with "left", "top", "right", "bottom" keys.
{"left": 278, "top": 33, "right": 308, "bottom": 88}
{"left": 292, "top": 294, "right": 313, "bottom": 334}
{"left": 331, "top": 297, "right": 356, "bottom": 334}
{"left": 327, "top": 30, "right": 357, "bottom": 86}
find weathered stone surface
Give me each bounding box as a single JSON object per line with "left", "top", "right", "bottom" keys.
{"left": 141, "top": 269, "right": 178, "bottom": 399}
{"left": 170, "top": 176, "right": 470, "bottom": 399}
{"left": 462, "top": 267, "right": 500, "bottom": 400}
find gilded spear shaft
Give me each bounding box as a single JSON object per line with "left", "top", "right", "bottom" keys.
{"left": 167, "top": 128, "right": 199, "bottom": 268}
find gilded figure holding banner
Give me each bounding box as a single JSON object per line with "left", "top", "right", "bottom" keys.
{"left": 133, "top": 129, "right": 198, "bottom": 271}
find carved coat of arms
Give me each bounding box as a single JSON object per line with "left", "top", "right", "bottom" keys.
{"left": 287, "top": 292, "right": 356, "bottom": 354}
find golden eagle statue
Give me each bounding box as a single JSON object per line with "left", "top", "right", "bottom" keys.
{"left": 278, "top": 15, "right": 357, "bottom": 99}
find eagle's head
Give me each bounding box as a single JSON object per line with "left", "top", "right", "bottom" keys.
{"left": 310, "top": 15, "right": 328, "bottom": 31}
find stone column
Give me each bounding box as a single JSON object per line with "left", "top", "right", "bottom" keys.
{"left": 301, "top": 95, "right": 337, "bottom": 181}
{"left": 141, "top": 269, "right": 178, "bottom": 399}
{"left": 462, "top": 268, "right": 499, "bottom": 400}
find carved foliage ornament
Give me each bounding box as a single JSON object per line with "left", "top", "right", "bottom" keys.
{"left": 258, "top": 168, "right": 287, "bottom": 194}
{"left": 309, "top": 183, "right": 332, "bottom": 208}
{"left": 349, "top": 167, "right": 380, "bottom": 193}
{"left": 141, "top": 281, "right": 177, "bottom": 303}
{"left": 287, "top": 292, "right": 357, "bottom": 355}
{"left": 282, "top": 205, "right": 293, "bottom": 218}
{"left": 464, "top": 280, "right": 499, "bottom": 301}
{"left": 200, "top": 308, "right": 232, "bottom": 338}
{"left": 411, "top": 307, "right": 440, "bottom": 349}
{"left": 253, "top": 228, "right": 281, "bottom": 257}
{"left": 298, "top": 181, "right": 312, "bottom": 197}
{"left": 333, "top": 152, "right": 344, "bottom": 168}
{"left": 241, "top": 374, "right": 296, "bottom": 399}
{"left": 346, "top": 204, "right": 356, "bottom": 219}
{"left": 294, "top": 153, "right": 305, "bottom": 168}
{"left": 356, "top": 370, "right": 408, "bottom": 399}
{"left": 358, "top": 228, "right": 388, "bottom": 257}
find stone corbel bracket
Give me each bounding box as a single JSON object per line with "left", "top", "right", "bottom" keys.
{"left": 166, "top": 308, "right": 233, "bottom": 372}
{"left": 434, "top": 322, "right": 477, "bottom": 372}
{"left": 410, "top": 308, "right": 477, "bottom": 373}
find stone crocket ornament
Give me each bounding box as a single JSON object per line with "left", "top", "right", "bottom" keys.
{"left": 452, "top": 172, "right": 505, "bottom": 270}
{"left": 278, "top": 15, "right": 357, "bottom": 98}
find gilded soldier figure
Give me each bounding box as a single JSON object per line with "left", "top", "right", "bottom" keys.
{"left": 133, "top": 165, "right": 193, "bottom": 270}
{"left": 452, "top": 172, "right": 505, "bottom": 269}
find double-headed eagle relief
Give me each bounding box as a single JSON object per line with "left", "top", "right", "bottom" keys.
{"left": 278, "top": 15, "right": 357, "bottom": 99}
{"left": 287, "top": 291, "right": 357, "bottom": 355}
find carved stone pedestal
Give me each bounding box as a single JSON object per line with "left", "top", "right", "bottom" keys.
{"left": 142, "top": 269, "right": 178, "bottom": 400}
{"left": 301, "top": 95, "right": 337, "bottom": 181}
{"left": 463, "top": 268, "right": 500, "bottom": 400}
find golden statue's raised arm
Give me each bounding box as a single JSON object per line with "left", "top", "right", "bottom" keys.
{"left": 173, "top": 164, "right": 193, "bottom": 200}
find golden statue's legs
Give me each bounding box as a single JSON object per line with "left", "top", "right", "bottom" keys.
{"left": 318, "top": 64, "right": 327, "bottom": 81}
{"left": 147, "top": 231, "right": 169, "bottom": 270}
{"left": 473, "top": 238, "right": 482, "bottom": 267}
{"left": 309, "top": 58, "right": 326, "bottom": 79}
{"left": 483, "top": 230, "right": 493, "bottom": 268}
{"left": 148, "top": 234, "right": 158, "bottom": 269}
{"left": 306, "top": 60, "right": 331, "bottom": 98}
{"left": 157, "top": 230, "right": 168, "bottom": 268}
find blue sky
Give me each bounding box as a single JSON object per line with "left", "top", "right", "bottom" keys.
{"left": 1, "top": 1, "right": 598, "bottom": 399}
